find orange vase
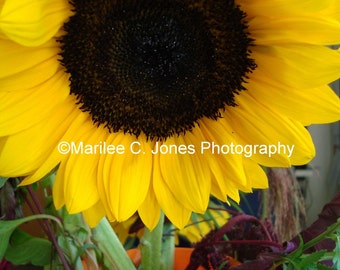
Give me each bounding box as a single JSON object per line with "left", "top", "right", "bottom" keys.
{"left": 173, "top": 248, "right": 205, "bottom": 270}
{"left": 127, "top": 247, "right": 205, "bottom": 269}
{"left": 126, "top": 247, "right": 243, "bottom": 269}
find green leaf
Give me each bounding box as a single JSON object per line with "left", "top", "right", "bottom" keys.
{"left": 299, "top": 250, "right": 327, "bottom": 268}
{"left": 0, "top": 214, "right": 61, "bottom": 260}
{"left": 4, "top": 229, "right": 52, "bottom": 266}
{"left": 0, "top": 224, "right": 14, "bottom": 260}
{"left": 0, "top": 177, "right": 8, "bottom": 188}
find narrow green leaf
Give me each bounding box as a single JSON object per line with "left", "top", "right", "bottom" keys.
{"left": 332, "top": 229, "right": 340, "bottom": 269}
{"left": 4, "top": 229, "right": 52, "bottom": 266}
{"left": 289, "top": 234, "right": 304, "bottom": 260}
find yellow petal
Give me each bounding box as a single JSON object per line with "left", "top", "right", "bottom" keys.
{"left": 252, "top": 44, "right": 340, "bottom": 89}
{"left": 251, "top": 16, "right": 340, "bottom": 45}
{"left": 22, "top": 105, "right": 90, "bottom": 185}
{"left": 198, "top": 117, "right": 267, "bottom": 201}
{"left": 0, "top": 54, "right": 60, "bottom": 92}
{"left": 317, "top": 0, "right": 340, "bottom": 22}
{"left": 228, "top": 92, "right": 315, "bottom": 166}
{"left": 153, "top": 153, "right": 192, "bottom": 229}
{"left": 0, "top": 0, "right": 72, "bottom": 46}
{"left": 52, "top": 156, "right": 67, "bottom": 210}
{"left": 63, "top": 127, "right": 107, "bottom": 214}
{"left": 52, "top": 115, "right": 107, "bottom": 213}
{"left": 237, "top": 0, "right": 333, "bottom": 18}
{"left": 157, "top": 131, "right": 211, "bottom": 213}
{"left": 138, "top": 185, "right": 161, "bottom": 230}
{"left": 98, "top": 133, "right": 153, "bottom": 222}
{"left": 199, "top": 118, "right": 247, "bottom": 188}
{"left": 0, "top": 37, "right": 59, "bottom": 79}
{"left": 0, "top": 98, "right": 78, "bottom": 177}
{"left": 82, "top": 201, "right": 106, "bottom": 228}
{"left": 0, "top": 70, "right": 69, "bottom": 136}
{"left": 242, "top": 158, "right": 268, "bottom": 189}
{"left": 210, "top": 178, "right": 241, "bottom": 204}
{"left": 248, "top": 69, "right": 340, "bottom": 125}
{"left": 97, "top": 137, "right": 117, "bottom": 222}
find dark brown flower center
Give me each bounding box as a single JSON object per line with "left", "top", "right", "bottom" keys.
{"left": 59, "top": 0, "right": 256, "bottom": 140}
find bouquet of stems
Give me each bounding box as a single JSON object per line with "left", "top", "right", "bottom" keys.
{"left": 1, "top": 173, "right": 339, "bottom": 270}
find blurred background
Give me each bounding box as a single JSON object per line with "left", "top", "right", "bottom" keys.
{"left": 302, "top": 79, "right": 340, "bottom": 225}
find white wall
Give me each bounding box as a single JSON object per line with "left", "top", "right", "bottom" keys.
{"left": 306, "top": 124, "right": 334, "bottom": 225}
{"left": 305, "top": 80, "right": 340, "bottom": 226}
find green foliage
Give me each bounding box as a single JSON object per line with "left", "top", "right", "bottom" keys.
{"left": 299, "top": 250, "right": 327, "bottom": 269}
{"left": 0, "top": 214, "right": 61, "bottom": 262}
{"left": 55, "top": 208, "right": 96, "bottom": 268}
{"left": 4, "top": 229, "right": 52, "bottom": 266}
{"left": 0, "top": 220, "right": 17, "bottom": 260}
{"left": 332, "top": 229, "right": 340, "bottom": 269}
{"left": 277, "top": 219, "right": 340, "bottom": 270}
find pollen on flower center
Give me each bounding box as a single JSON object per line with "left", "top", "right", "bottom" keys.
{"left": 59, "top": 0, "right": 256, "bottom": 140}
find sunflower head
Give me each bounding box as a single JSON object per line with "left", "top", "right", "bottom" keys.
{"left": 59, "top": 0, "right": 256, "bottom": 140}
{"left": 1, "top": 0, "right": 340, "bottom": 231}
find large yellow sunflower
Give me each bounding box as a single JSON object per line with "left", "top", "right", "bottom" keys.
{"left": 0, "top": 0, "right": 340, "bottom": 230}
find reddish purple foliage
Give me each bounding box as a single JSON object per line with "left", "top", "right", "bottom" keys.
{"left": 186, "top": 214, "right": 283, "bottom": 270}
{"left": 186, "top": 193, "right": 340, "bottom": 269}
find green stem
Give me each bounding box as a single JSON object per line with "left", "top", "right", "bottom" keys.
{"left": 161, "top": 222, "right": 175, "bottom": 270}
{"left": 205, "top": 209, "right": 228, "bottom": 241}
{"left": 303, "top": 219, "right": 340, "bottom": 252}
{"left": 140, "top": 212, "right": 164, "bottom": 270}
{"left": 91, "top": 218, "right": 136, "bottom": 270}
{"left": 229, "top": 200, "right": 244, "bottom": 214}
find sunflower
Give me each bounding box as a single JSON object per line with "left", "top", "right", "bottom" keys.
{"left": 0, "top": 0, "right": 340, "bottom": 230}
